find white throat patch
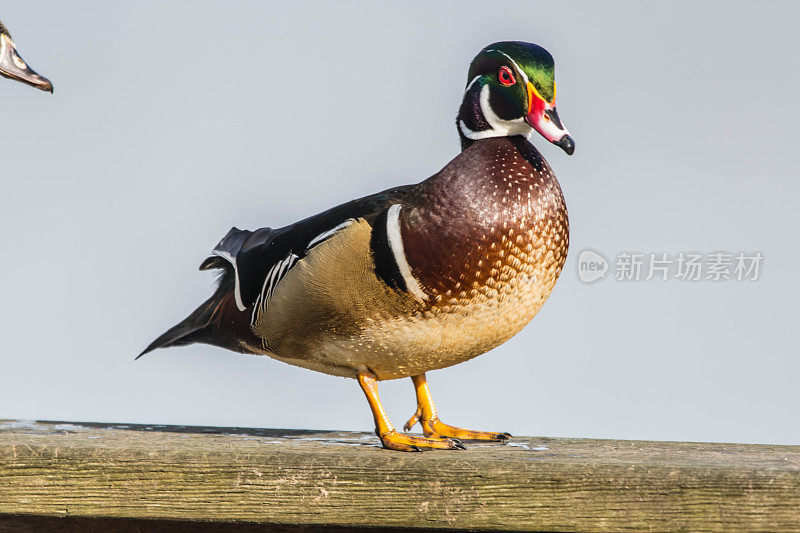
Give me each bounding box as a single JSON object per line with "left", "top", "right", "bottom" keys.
{"left": 459, "top": 84, "right": 533, "bottom": 141}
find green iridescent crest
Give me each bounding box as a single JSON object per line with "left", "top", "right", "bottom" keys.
{"left": 467, "top": 41, "right": 556, "bottom": 103}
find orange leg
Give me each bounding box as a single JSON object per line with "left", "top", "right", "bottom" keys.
{"left": 403, "top": 373, "right": 511, "bottom": 442}
{"left": 357, "top": 370, "right": 465, "bottom": 452}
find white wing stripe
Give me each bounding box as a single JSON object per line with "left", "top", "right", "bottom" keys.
{"left": 249, "top": 218, "right": 353, "bottom": 326}
{"left": 306, "top": 220, "right": 353, "bottom": 250}
{"left": 386, "top": 204, "right": 427, "bottom": 301}
{"left": 251, "top": 252, "right": 300, "bottom": 325}
{"left": 213, "top": 249, "right": 246, "bottom": 311}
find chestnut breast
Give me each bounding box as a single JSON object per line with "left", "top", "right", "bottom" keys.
{"left": 402, "top": 136, "right": 569, "bottom": 312}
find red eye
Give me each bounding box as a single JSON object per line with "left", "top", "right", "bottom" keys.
{"left": 498, "top": 66, "right": 515, "bottom": 86}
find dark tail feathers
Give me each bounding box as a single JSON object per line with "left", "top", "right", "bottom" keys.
{"left": 136, "top": 265, "right": 236, "bottom": 360}
{"left": 136, "top": 293, "right": 221, "bottom": 359}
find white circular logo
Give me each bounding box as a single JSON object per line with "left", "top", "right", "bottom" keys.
{"left": 577, "top": 249, "right": 608, "bottom": 283}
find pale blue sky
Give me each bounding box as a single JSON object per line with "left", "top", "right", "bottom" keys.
{"left": 1, "top": 2, "right": 797, "bottom": 444}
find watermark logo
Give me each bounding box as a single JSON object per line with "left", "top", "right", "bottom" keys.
{"left": 577, "top": 249, "right": 609, "bottom": 283}
{"left": 577, "top": 249, "right": 763, "bottom": 283}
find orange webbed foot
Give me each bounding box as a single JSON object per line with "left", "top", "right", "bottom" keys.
{"left": 420, "top": 418, "right": 511, "bottom": 442}
{"left": 378, "top": 429, "right": 466, "bottom": 452}
{"left": 358, "top": 370, "right": 466, "bottom": 452}
{"left": 405, "top": 373, "right": 511, "bottom": 443}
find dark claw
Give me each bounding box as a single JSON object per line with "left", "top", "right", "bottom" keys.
{"left": 410, "top": 445, "right": 422, "bottom": 452}
{"left": 497, "top": 432, "right": 512, "bottom": 442}
{"left": 452, "top": 439, "right": 467, "bottom": 450}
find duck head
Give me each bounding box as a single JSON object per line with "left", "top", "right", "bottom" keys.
{"left": 457, "top": 41, "right": 572, "bottom": 154}
{"left": 0, "top": 20, "right": 53, "bottom": 93}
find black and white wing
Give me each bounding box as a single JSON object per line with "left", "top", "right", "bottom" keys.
{"left": 200, "top": 185, "right": 416, "bottom": 318}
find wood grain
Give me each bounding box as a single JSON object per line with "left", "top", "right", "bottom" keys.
{"left": 1, "top": 419, "right": 799, "bottom": 532}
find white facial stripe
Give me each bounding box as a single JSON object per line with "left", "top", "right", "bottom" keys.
{"left": 464, "top": 74, "right": 481, "bottom": 92}
{"left": 481, "top": 85, "right": 528, "bottom": 132}
{"left": 386, "top": 204, "right": 427, "bottom": 301}
{"left": 485, "top": 49, "right": 530, "bottom": 86}
{"left": 460, "top": 84, "right": 533, "bottom": 141}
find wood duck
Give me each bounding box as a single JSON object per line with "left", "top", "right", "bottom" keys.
{"left": 0, "top": 19, "right": 52, "bottom": 92}
{"left": 141, "top": 41, "right": 574, "bottom": 452}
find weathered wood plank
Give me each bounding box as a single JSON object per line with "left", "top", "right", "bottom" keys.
{"left": 0, "top": 514, "right": 445, "bottom": 532}
{"left": 0, "top": 420, "right": 799, "bottom": 532}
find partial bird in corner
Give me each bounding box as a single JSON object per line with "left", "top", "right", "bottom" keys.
{"left": 0, "top": 19, "right": 52, "bottom": 92}
{"left": 140, "top": 41, "right": 574, "bottom": 452}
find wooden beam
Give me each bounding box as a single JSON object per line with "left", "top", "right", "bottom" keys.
{"left": 1, "top": 419, "right": 799, "bottom": 532}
